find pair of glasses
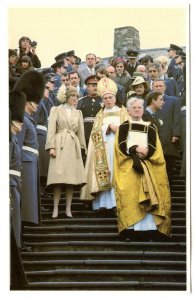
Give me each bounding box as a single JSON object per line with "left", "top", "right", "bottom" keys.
{"left": 62, "top": 79, "right": 69, "bottom": 82}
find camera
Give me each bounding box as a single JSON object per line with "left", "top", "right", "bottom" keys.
{"left": 30, "top": 41, "right": 37, "bottom": 47}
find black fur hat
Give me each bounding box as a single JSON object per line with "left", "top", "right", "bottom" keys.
{"left": 14, "top": 70, "right": 45, "bottom": 104}
{"left": 9, "top": 90, "right": 26, "bottom": 122}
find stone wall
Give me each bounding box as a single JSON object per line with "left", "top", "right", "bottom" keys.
{"left": 113, "top": 26, "right": 140, "bottom": 57}
{"left": 79, "top": 25, "right": 185, "bottom": 69}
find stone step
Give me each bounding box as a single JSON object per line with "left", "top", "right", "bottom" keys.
{"left": 23, "top": 259, "right": 186, "bottom": 272}
{"left": 23, "top": 240, "right": 186, "bottom": 252}
{"left": 25, "top": 268, "right": 186, "bottom": 283}
{"left": 40, "top": 201, "right": 186, "bottom": 211}
{"left": 23, "top": 224, "right": 186, "bottom": 234}
{"left": 20, "top": 159, "right": 187, "bottom": 291}
{"left": 40, "top": 209, "right": 186, "bottom": 219}
{"left": 27, "top": 280, "right": 186, "bottom": 290}
{"left": 22, "top": 250, "right": 186, "bottom": 259}
{"left": 41, "top": 217, "right": 186, "bottom": 226}
{"left": 23, "top": 232, "right": 186, "bottom": 243}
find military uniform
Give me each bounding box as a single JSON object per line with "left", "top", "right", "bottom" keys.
{"left": 125, "top": 49, "right": 140, "bottom": 77}
{"left": 167, "top": 44, "right": 183, "bottom": 79}
{"left": 126, "top": 62, "right": 140, "bottom": 77}
{"left": 77, "top": 95, "right": 102, "bottom": 145}
{"left": 17, "top": 112, "right": 41, "bottom": 225}
{"left": 33, "top": 99, "right": 49, "bottom": 186}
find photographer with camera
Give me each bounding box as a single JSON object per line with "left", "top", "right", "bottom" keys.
{"left": 18, "top": 36, "right": 41, "bottom": 69}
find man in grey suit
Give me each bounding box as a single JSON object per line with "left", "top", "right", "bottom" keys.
{"left": 79, "top": 53, "right": 97, "bottom": 87}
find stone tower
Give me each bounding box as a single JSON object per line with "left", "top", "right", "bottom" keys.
{"left": 113, "top": 26, "right": 140, "bottom": 57}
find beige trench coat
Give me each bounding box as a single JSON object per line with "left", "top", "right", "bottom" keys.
{"left": 45, "top": 105, "right": 87, "bottom": 189}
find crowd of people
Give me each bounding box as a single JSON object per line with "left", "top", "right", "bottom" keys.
{"left": 9, "top": 36, "right": 186, "bottom": 288}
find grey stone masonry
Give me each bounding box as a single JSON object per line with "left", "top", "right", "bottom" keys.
{"left": 114, "top": 26, "right": 140, "bottom": 57}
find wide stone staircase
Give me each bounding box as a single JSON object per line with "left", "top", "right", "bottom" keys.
{"left": 21, "top": 161, "right": 187, "bottom": 290}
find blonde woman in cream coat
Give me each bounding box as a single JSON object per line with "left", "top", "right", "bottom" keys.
{"left": 45, "top": 86, "right": 87, "bottom": 218}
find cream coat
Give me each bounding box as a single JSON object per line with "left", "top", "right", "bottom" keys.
{"left": 45, "top": 105, "right": 87, "bottom": 189}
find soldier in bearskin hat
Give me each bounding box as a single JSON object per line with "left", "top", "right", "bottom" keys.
{"left": 14, "top": 70, "right": 45, "bottom": 226}
{"left": 9, "top": 90, "right": 28, "bottom": 289}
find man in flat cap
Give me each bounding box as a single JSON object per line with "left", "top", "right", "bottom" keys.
{"left": 125, "top": 49, "right": 140, "bottom": 77}
{"left": 167, "top": 44, "right": 183, "bottom": 79}
{"left": 77, "top": 75, "right": 102, "bottom": 146}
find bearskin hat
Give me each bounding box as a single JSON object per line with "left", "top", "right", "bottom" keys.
{"left": 14, "top": 70, "right": 45, "bottom": 104}
{"left": 9, "top": 90, "right": 26, "bottom": 122}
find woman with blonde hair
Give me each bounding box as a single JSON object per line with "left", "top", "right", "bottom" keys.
{"left": 45, "top": 86, "right": 87, "bottom": 218}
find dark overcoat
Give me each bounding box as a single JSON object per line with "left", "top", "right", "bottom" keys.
{"left": 9, "top": 134, "right": 22, "bottom": 248}
{"left": 33, "top": 99, "right": 49, "bottom": 179}
{"left": 155, "top": 94, "right": 181, "bottom": 157}
{"left": 167, "top": 58, "right": 178, "bottom": 79}
{"left": 165, "top": 78, "right": 179, "bottom": 98}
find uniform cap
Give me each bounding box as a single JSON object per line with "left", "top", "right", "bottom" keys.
{"left": 85, "top": 75, "right": 99, "bottom": 85}
{"left": 55, "top": 52, "right": 67, "bottom": 62}
{"left": 126, "top": 49, "right": 139, "bottom": 58}
{"left": 167, "top": 44, "right": 183, "bottom": 51}
{"left": 66, "top": 50, "right": 75, "bottom": 57}
{"left": 51, "top": 60, "right": 65, "bottom": 69}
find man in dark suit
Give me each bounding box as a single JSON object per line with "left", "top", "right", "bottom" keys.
{"left": 125, "top": 49, "right": 140, "bottom": 77}
{"left": 152, "top": 79, "right": 181, "bottom": 182}
{"left": 68, "top": 71, "right": 86, "bottom": 98}
{"left": 167, "top": 44, "right": 183, "bottom": 79}
{"left": 142, "top": 91, "right": 164, "bottom": 132}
